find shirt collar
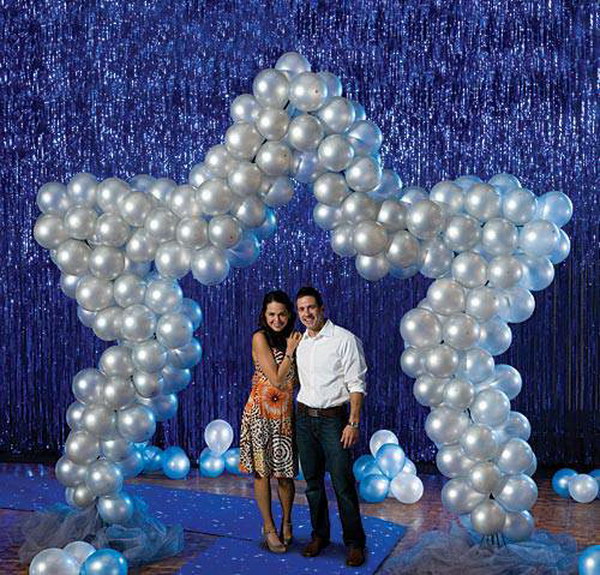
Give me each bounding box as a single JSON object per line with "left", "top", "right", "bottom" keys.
{"left": 303, "top": 319, "right": 334, "bottom": 340}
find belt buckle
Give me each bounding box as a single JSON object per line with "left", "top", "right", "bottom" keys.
{"left": 307, "top": 407, "right": 320, "bottom": 417}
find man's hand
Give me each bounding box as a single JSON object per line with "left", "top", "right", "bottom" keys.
{"left": 340, "top": 425, "right": 359, "bottom": 449}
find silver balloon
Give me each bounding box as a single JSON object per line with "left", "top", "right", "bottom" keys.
{"left": 118, "top": 450, "right": 145, "bottom": 479}
{"left": 443, "top": 214, "right": 482, "bottom": 252}
{"left": 102, "top": 376, "right": 136, "bottom": 411}
{"left": 497, "top": 438, "right": 535, "bottom": 475}
{"left": 386, "top": 230, "right": 421, "bottom": 269}
{"left": 144, "top": 279, "right": 182, "bottom": 314}
{"left": 317, "top": 96, "right": 356, "bottom": 133}
{"left": 120, "top": 304, "right": 156, "bottom": 342}
{"left": 204, "top": 145, "right": 234, "bottom": 178}
{"left": 126, "top": 229, "right": 158, "bottom": 262}
{"left": 419, "top": 238, "right": 454, "bottom": 278}
{"left": 377, "top": 199, "right": 407, "bottom": 232}
{"left": 253, "top": 68, "right": 289, "bottom": 108}
{"left": 341, "top": 191, "right": 378, "bottom": 223}
{"left": 96, "top": 177, "right": 130, "bottom": 214}
{"left": 167, "top": 184, "right": 201, "bottom": 219}
{"left": 317, "top": 71, "right": 342, "bottom": 97}
{"left": 95, "top": 213, "right": 131, "bottom": 247}
{"left": 400, "top": 347, "right": 427, "bottom": 378}
{"left": 63, "top": 541, "right": 97, "bottom": 565}
{"left": 347, "top": 120, "right": 382, "bottom": 156}
{"left": 144, "top": 207, "right": 178, "bottom": 243}
{"left": 66, "top": 401, "right": 86, "bottom": 430}
{"left": 101, "top": 437, "right": 135, "bottom": 461}
{"left": 471, "top": 388, "right": 510, "bottom": 426}
{"left": 117, "top": 405, "right": 156, "bottom": 442}
{"left": 501, "top": 187, "right": 537, "bottom": 224}
{"left": 34, "top": 214, "right": 70, "bottom": 249}
{"left": 197, "top": 179, "right": 234, "bottom": 215}
{"left": 64, "top": 206, "right": 97, "bottom": 240}
{"left": 413, "top": 375, "right": 447, "bottom": 407}
{"left": 493, "top": 473, "right": 538, "bottom": 512}
{"left": 233, "top": 195, "right": 267, "bottom": 228}
{"left": 288, "top": 114, "right": 324, "bottom": 151}
{"left": 443, "top": 313, "right": 480, "bottom": 350}
{"left": 501, "top": 411, "right": 531, "bottom": 441}
{"left": 263, "top": 176, "right": 295, "bottom": 208}
{"left": 451, "top": 251, "right": 488, "bottom": 288}
{"left": 37, "top": 181, "right": 71, "bottom": 215}
{"left": 313, "top": 203, "right": 342, "bottom": 230}
{"left": 441, "top": 477, "right": 487, "bottom": 514}
{"left": 256, "top": 107, "right": 290, "bottom": 140}
{"left": 457, "top": 348, "right": 495, "bottom": 383}
{"left": 225, "top": 121, "right": 263, "bottom": 160}
{"left": 442, "top": 377, "right": 475, "bottom": 409}
{"left": 161, "top": 365, "right": 192, "bottom": 394}
{"left": 132, "top": 340, "right": 168, "bottom": 373}
{"left": 55, "top": 455, "right": 87, "bottom": 487}
{"left": 568, "top": 474, "right": 599, "bottom": 503}
{"left": 330, "top": 223, "right": 357, "bottom": 257}
{"left": 345, "top": 156, "right": 382, "bottom": 193}
{"left": 289, "top": 72, "right": 328, "bottom": 111}
{"left": 502, "top": 510, "right": 535, "bottom": 542}
{"left": 436, "top": 444, "right": 476, "bottom": 478}
{"left": 228, "top": 161, "right": 263, "bottom": 197}
{"left": 478, "top": 318, "right": 512, "bottom": 356}
{"left": 99, "top": 346, "right": 135, "bottom": 377}
{"left": 65, "top": 483, "right": 96, "bottom": 508}
{"left": 176, "top": 217, "right": 208, "bottom": 249}
{"left": 156, "top": 312, "right": 193, "bottom": 349}
{"left": 400, "top": 308, "right": 443, "bottom": 348}
{"left": 133, "top": 371, "right": 164, "bottom": 398}
{"left": 352, "top": 221, "right": 388, "bottom": 256}
{"left": 430, "top": 180, "right": 464, "bottom": 214}
{"left": 148, "top": 177, "right": 177, "bottom": 203}
{"left": 72, "top": 368, "right": 106, "bottom": 404}
{"left": 208, "top": 215, "right": 243, "bottom": 249}
{"left": 155, "top": 241, "right": 191, "bottom": 279}
{"left": 29, "top": 548, "right": 80, "bottom": 575}
{"left": 425, "top": 406, "right": 470, "bottom": 445}
{"left": 479, "top": 364, "right": 522, "bottom": 400}
{"left": 291, "top": 150, "right": 324, "bottom": 183}
{"left": 167, "top": 338, "right": 202, "bottom": 369}
{"left": 65, "top": 430, "right": 100, "bottom": 464}
{"left": 97, "top": 491, "right": 134, "bottom": 524}
{"left": 118, "top": 191, "right": 154, "bottom": 226}
{"left": 82, "top": 404, "right": 117, "bottom": 439}
{"left": 317, "top": 134, "right": 354, "bottom": 172}
{"left": 85, "top": 459, "right": 123, "bottom": 496}
{"left": 470, "top": 500, "right": 506, "bottom": 535}
{"left": 255, "top": 141, "right": 292, "bottom": 176}
{"left": 424, "top": 344, "right": 459, "bottom": 378}
{"left": 459, "top": 423, "right": 498, "bottom": 461}
{"left": 487, "top": 172, "right": 521, "bottom": 193}
{"left": 191, "top": 245, "right": 230, "bottom": 286}
{"left": 468, "top": 461, "right": 502, "bottom": 494}
{"left": 230, "top": 93, "right": 260, "bottom": 123}
{"left": 88, "top": 246, "right": 125, "bottom": 280}
{"left": 464, "top": 183, "right": 502, "bottom": 221}
{"left": 519, "top": 219, "right": 561, "bottom": 257}
{"left": 76, "top": 275, "right": 113, "bottom": 311}
{"left": 481, "top": 217, "right": 518, "bottom": 255}
{"left": 138, "top": 393, "right": 178, "bottom": 422}
{"left": 313, "top": 173, "right": 350, "bottom": 206}
{"left": 465, "top": 287, "right": 501, "bottom": 321}
{"left": 55, "top": 239, "right": 91, "bottom": 275}
{"left": 406, "top": 200, "right": 444, "bottom": 239}
{"left": 355, "top": 253, "right": 390, "bottom": 281}
{"left": 93, "top": 307, "right": 122, "bottom": 342}
{"left": 275, "top": 51, "right": 311, "bottom": 76}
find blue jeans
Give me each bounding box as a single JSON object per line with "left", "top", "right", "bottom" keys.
{"left": 296, "top": 410, "right": 366, "bottom": 548}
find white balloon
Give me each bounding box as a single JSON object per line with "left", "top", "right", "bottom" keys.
{"left": 390, "top": 474, "right": 424, "bottom": 504}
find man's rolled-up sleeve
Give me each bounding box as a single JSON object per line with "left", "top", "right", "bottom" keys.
{"left": 340, "top": 334, "right": 367, "bottom": 395}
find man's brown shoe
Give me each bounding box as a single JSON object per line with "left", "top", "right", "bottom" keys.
{"left": 346, "top": 546, "right": 366, "bottom": 567}
{"left": 302, "top": 537, "right": 330, "bottom": 557}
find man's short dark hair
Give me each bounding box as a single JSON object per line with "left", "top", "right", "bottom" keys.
{"left": 295, "top": 286, "right": 323, "bottom": 307}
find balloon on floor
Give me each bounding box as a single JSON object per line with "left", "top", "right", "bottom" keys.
{"left": 32, "top": 51, "right": 573, "bottom": 561}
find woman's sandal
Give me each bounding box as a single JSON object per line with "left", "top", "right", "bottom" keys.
{"left": 279, "top": 521, "right": 293, "bottom": 546}
{"left": 261, "top": 526, "right": 287, "bottom": 553}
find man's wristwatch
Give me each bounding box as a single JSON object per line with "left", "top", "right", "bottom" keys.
{"left": 348, "top": 421, "right": 359, "bottom": 429}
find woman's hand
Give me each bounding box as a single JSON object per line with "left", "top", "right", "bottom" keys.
{"left": 286, "top": 331, "right": 302, "bottom": 355}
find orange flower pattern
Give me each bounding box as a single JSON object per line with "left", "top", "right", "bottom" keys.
{"left": 239, "top": 346, "right": 298, "bottom": 478}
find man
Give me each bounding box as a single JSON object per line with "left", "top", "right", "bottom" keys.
{"left": 295, "top": 286, "right": 367, "bottom": 567}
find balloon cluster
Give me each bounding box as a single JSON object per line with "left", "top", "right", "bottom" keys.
{"left": 198, "top": 419, "right": 243, "bottom": 477}
{"left": 353, "top": 430, "right": 423, "bottom": 505}
{"left": 552, "top": 468, "right": 600, "bottom": 503}
{"left": 29, "top": 542, "right": 127, "bottom": 575}
{"left": 396, "top": 182, "right": 572, "bottom": 539}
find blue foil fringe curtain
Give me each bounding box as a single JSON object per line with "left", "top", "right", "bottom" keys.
{"left": 0, "top": 1, "right": 598, "bottom": 465}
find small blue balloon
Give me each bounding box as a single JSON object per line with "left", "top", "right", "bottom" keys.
{"left": 143, "top": 445, "right": 163, "bottom": 473}
{"left": 353, "top": 454, "right": 375, "bottom": 481}
{"left": 579, "top": 545, "right": 600, "bottom": 575}
{"left": 227, "top": 231, "right": 260, "bottom": 268}
{"left": 199, "top": 450, "right": 225, "bottom": 478}
{"left": 361, "top": 459, "right": 383, "bottom": 479}
{"left": 552, "top": 468, "right": 577, "bottom": 498}
{"left": 376, "top": 443, "right": 406, "bottom": 479}
{"left": 359, "top": 474, "right": 389, "bottom": 503}
{"left": 254, "top": 208, "right": 277, "bottom": 241}
{"left": 162, "top": 446, "right": 190, "bottom": 479}
{"left": 179, "top": 298, "right": 203, "bottom": 330}
{"left": 223, "top": 447, "right": 241, "bottom": 474}
{"left": 80, "top": 548, "right": 128, "bottom": 575}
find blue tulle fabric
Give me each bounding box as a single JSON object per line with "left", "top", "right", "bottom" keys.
{"left": 381, "top": 523, "right": 577, "bottom": 575}
{"left": 18, "top": 497, "right": 183, "bottom": 567}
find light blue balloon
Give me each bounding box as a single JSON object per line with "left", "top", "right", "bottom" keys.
{"left": 80, "top": 548, "right": 128, "bottom": 575}
{"left": 552, "top": 468, "right": 577, "bottom": 498}
{"left": 579, "top": 545, "right": 600, "bottom": 575}
{"left": 359, "top": 473, "right": 389, "bottom": 503}
{"left": 537, "top": 191, "right": 573, "bottom": 227}
{"left": 143, "top": 445, "right": 163, "bottom": 473}
{"left": 548, "top": 229, "right": 571, "bottom": 264}
{"left": 179, "top": 298, "right": 203, "bottom": 330}
{"left": 227, "top": 231, "right": 260, "bottom": 268}
{"left": 497, "top": 287, "right": 535, "bottom": 324}
{"left": 199, "top": 451, "right": 225, "bottom": 478}
{"left": 223, "top": 447, "right": 241, "bottom": 474}
{"left": 162, "top": 446, "right": 190, "bottom": 479}
{"left": 517, "top": 254, "right": 555, "bottom": 291}
{"left": 254, "top": 208, "right": 277, "bottom": 241}
{"left": 376, "top": 444, "right": 406, "bottom": 479}
{"left": 353, "top": 454, "right": 375, "bottom": 481}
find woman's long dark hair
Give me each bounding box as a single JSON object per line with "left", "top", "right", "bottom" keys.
{"left": 257, "top": 290, "right": 296, "bottom": 352}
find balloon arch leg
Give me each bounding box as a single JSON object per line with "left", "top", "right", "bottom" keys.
{"left": 30, "top": 52, "right": 572, "bottom": 567}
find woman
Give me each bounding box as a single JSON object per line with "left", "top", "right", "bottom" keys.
{"left": 239, "top": 290, "right": 302, "bottom": 553}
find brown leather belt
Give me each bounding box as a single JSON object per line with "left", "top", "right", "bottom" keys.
{"left": 297, "top": 402, "right": 347, "bottom": 418}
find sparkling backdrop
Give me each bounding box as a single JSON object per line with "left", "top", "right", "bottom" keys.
{"left": 1, "top": 1, "right": 598, "bottom": 465}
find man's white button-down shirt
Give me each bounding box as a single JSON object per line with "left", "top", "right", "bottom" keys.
{"left": 296, "top": 319, "right": 367, "bottom": 409}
